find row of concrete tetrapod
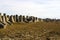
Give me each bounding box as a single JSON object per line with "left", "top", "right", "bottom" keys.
{"left": 0, "top": 13, "right": 39, "bottom": 29}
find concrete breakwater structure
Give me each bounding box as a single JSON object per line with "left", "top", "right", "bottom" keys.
{"left": 0, "top": 13, "right": 60, "bottom": 29}
{"left": 0, "top": 13, "right": 39, "bottom": 28}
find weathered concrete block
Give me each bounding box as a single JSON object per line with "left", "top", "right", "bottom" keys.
{"left": 19, "top": 15, "right": 23, "bottom": 22}
{"left": 25, "top": 16, "right": 29, "bottom": 23}
{"left": 32, "top": 17, "right": 35, "bottom": 22}
{"left": 0, "top": 23, "right": 4, "bottom": 28}
{"left": 0, "top": 13, "right": 2, "bottom": 22}
{"left": 9, "top": 15, "right": 15, "bottom": 23}
{"left": 28, "top": 16, "right": 34, "bottom": 22}
{"left": 16, "top": 15, "right": 19, "bottom": 22}
{"left": 2, "top": 13, "right": 7, "bottom": 23}
{"left": 6, "top": 15, "right": 10, "bottom": 22}
{"left": 23, "top": 16, "right": 26, "bottom": 22}
{"left": 35, "top": 17, "right": 39, "bottom": 22}
{"left": 13, "top": 15, "right": 16, "bottom": 22}
{"left": 2, "top": 16, "right": 6, "bottom": 24}
{"left": 0, "top": 23, "right": 6, "bottom": 29}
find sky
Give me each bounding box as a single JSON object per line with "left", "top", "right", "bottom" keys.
{"left": 0, "top": 0, "right": 60, "bottom": 19}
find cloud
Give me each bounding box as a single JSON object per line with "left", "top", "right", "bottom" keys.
{"left": 0, "top": 0, "right": 60, "bottom": 18}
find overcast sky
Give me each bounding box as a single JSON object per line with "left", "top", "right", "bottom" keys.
{"left": 0, "top": 0, "right": 60, "bottom": 19}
